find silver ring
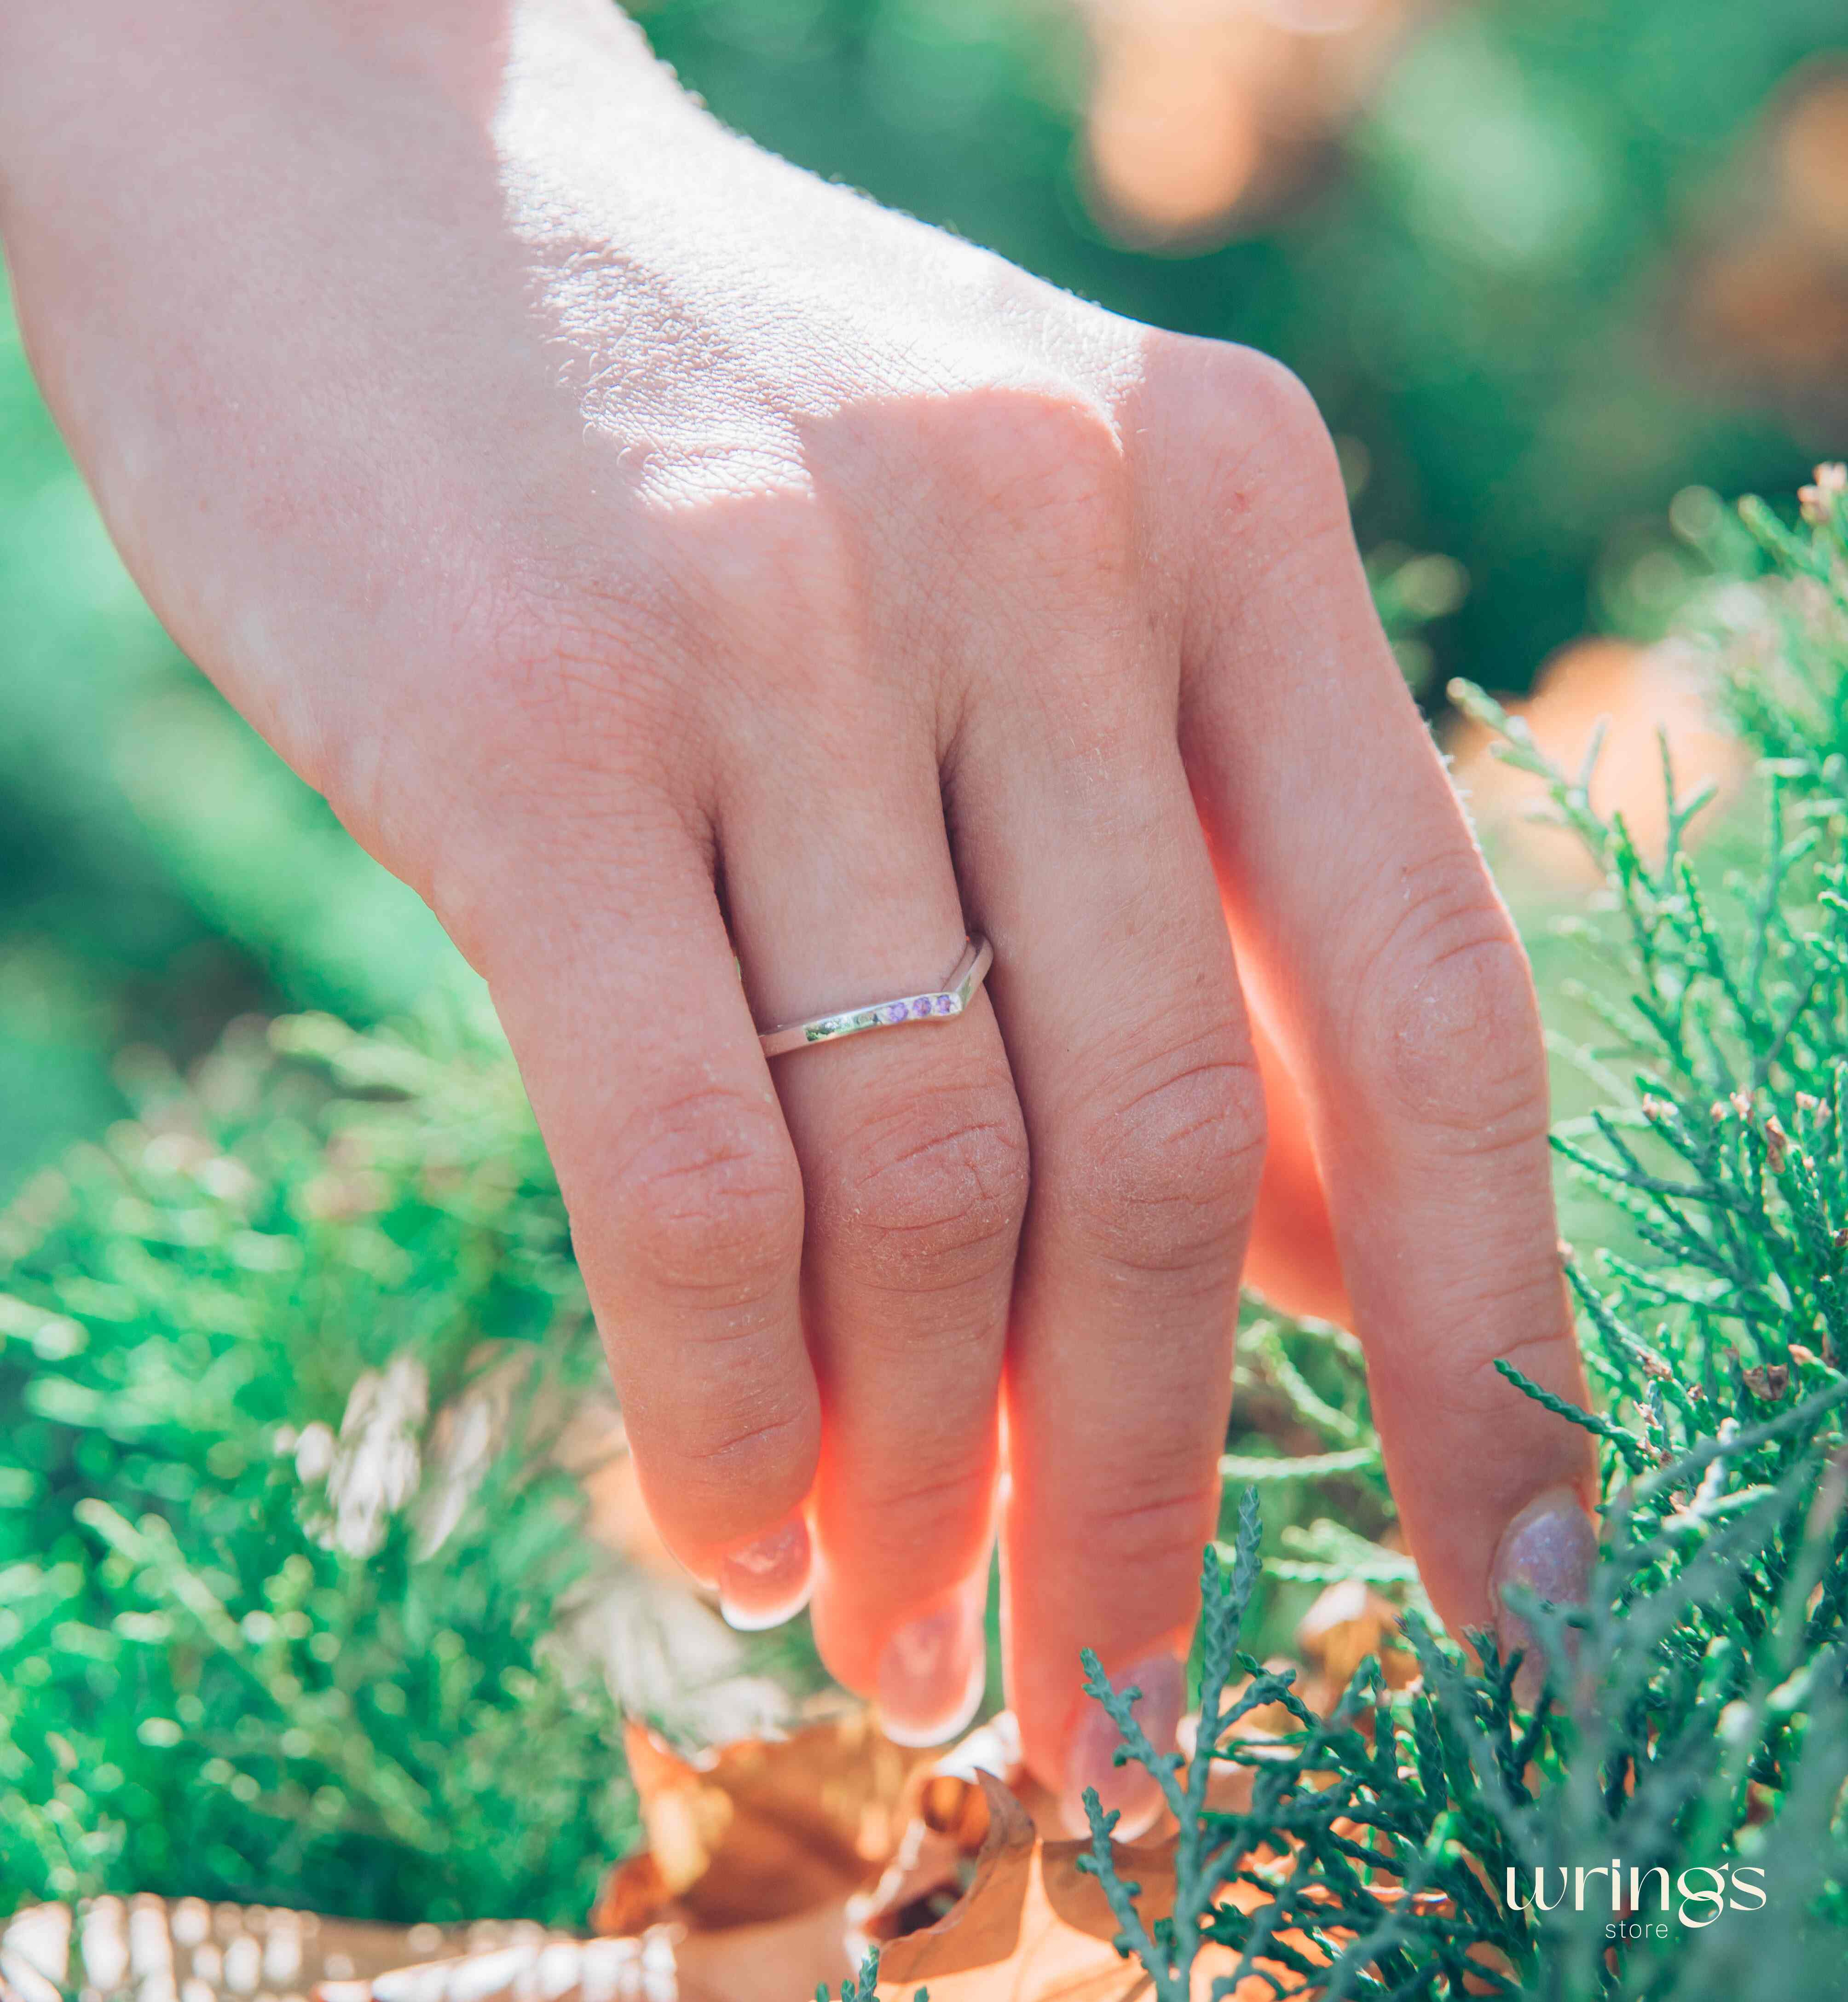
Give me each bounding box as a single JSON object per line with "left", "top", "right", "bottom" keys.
{"left": 757, "top": 936, "right": 993, "bottom": 1058}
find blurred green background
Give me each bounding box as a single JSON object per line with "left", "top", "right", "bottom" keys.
{"left": 4, "top": 0, "right": 1846, "bottom": 1196}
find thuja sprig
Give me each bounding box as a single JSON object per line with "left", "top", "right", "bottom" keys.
{"left": 1495, "top": 1356, "right": 1656, "bottom": 1472}
{"left": 1075, "top": 1488, "right": 1273, "bottom": 2002}
{"left": 1076, "top": 1492, "right": 1537, "bottom": 1999}
{"left": 818, "top": 1949, "right": 924, "bottom": 2002}
{"left": 1078, "top": 485, "right": 1848, "bottom": 2000}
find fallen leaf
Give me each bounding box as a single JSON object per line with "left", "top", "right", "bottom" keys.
{"left": 289, "top": 1720, "right": 1028, "bottom": 2002}
{"left": 879, "top": 1775, "right": 1154, "bottom": 1999}
{"left": 1295, "top": 1578, "right": 1419, "bottom": 1691}
{"left": 595, "top": 1712, "right": 940, "bottom": 1933}
{"left": 1742, "top": 1363, "right": 1791, "bottom": 1401}
{"left": 251, "top": 1714, "right": 1389, "bottom": 2002}
{"left": 854, "top": 1714, "right": 1028, "bottom": 1941}
{"left": 875, "top": 1774, "right": 1313, "bottom": 2002}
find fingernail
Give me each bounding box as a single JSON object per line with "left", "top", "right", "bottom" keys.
{"left": 1491, "top": 1485, "right": 1598, "bottom": 1703}
{"left": 1059, "top": 1651, "right": 1185, "bottom": 1842}
{"left": 716, "top": 1513, "right": 813, "bottom": 1631}
{"left": 877, "top": 1580, "right": 987, "bottom": 1748}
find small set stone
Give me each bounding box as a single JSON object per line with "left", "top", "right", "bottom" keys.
{"left": 884, "top": 994, "right": 955, "bottom": 1024}
{"left": 808, "top": 993, "right": 958, "bottom": 1041}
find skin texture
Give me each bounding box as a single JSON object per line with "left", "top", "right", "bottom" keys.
{"left": 0, "top": 0, "right": 1596, "bottom": 1818}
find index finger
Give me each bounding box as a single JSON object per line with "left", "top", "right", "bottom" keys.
{"left": 1167, "top": 345, "right": 1597, "bottom": 1639}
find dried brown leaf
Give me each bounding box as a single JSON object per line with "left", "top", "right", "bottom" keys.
{"left": 1295, "top": 1579, "right": 1419, "bottom": 1690}
{"left": 595, "top": 1712, "right": 939, "bottom": 1933}
{"left": 874, "top": 1774, "right": 1305, "bottom": 2002}
{"left": 1742, "top": 1362, "right": 1791, "bottom": 1401}
{"left": 270, "top": 1713, "right": 1364, "bottom": 2002}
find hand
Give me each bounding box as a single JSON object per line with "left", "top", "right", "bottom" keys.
{"left": 0, "top": 0, "right": 1595, "bottom": 1829}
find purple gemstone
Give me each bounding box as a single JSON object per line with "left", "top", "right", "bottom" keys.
{"left": 881, "top": 1002, "right": 908, "bottom": 1025}
{"left": 911, "top": 996, "right": 933, "bottom": 1018}
{"left": 934, "top": 993, "right": 956, "bottom": 1015}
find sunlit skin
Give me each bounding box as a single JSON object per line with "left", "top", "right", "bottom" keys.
{"left": 0, "top": 0, "right": 1594, "bottom": 1825}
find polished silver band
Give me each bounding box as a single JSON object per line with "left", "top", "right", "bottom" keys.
{"left": 757, "top": 936, "right": 993, "bottom": 1059}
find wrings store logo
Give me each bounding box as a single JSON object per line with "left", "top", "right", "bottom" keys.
{"left": 1504, "top": 1862, "right": 1767, "bottom": 1937}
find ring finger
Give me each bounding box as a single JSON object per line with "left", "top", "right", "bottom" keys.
{"left": 722, "top": 729, "right": 1026, "bottom": 1745}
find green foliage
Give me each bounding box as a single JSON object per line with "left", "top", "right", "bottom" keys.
{"left": 1079, "top": 485, "right": 1848, "bottom": 1996}
{"left": 0, "top": 1009, "right": 633, "bottom": 1923}
{"left": 1075, "top": 1493, "right": 1278, "bottom": 2002}
{"left": 1220, "top": 1308, "right": 1401, "bottom": 1656}
{"left": 819, "top": 1949, "right": 923, "bottom": 2002}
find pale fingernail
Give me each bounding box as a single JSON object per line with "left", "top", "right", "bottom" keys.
{"left": 876, "top": 1580, "right": 987, "bottom": 1747}
{"left": 1059, "top": 1651, "right": 1185, "bottom": 1841}
{"left": 716, "top": 1513, "right": 813, "bottom": 1631}
{"left": 1491, "top": 1485, "right": 1598, "bottom": 1703}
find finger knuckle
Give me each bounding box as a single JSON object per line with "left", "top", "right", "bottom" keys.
{"left": 1174, "top": 341, "right": 1350, "bottom": 541}
{"left": 615, "top": 1086, "right": 804, "bottom": 1304}
{"left": 683, "top": 492, "right": 869, "bottom": 692}
{"left": 1220, "top": 347, "right": 1328, "bottom": 452}
{"left": 1072, "top": 1473, "right": 1219, "bottom": 1580}
{"left": 645, "top": 1398, "right": 819, "bottom": 1547}
{"left": 946, "top": 382, "right": 1135, "bottom": 578}
{"left": 668, "top": 1401, "right": 814, "bottom": 1493}
{"left": 463, "top": 492, "right": 861, "bottom": 794}
{"left": 853, "top": 1448, "right": 999, "bottom": 1545}
{"left": 1357, "top": 860, "right": 1549, "bottom": 1143}
{"left": 822, "top": 1076, "right": 1029, "bottom": 1294}
{"left": 1059, "top": 1027, "right": 1265, "bottom": 1275}
{"left": 363, "top": 584, "right": 702, "bottom": 955}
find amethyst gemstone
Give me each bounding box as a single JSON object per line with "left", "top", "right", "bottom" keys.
{"left": 935, "top": 994, "right": 956, "bottom": 1014}
{"left": 881, "top": 1002, "right": 908, "bottom": 1025}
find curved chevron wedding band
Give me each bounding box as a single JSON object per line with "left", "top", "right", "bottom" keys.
{"left": 757, "top": 936, "right": 993, "bottom": 1059}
